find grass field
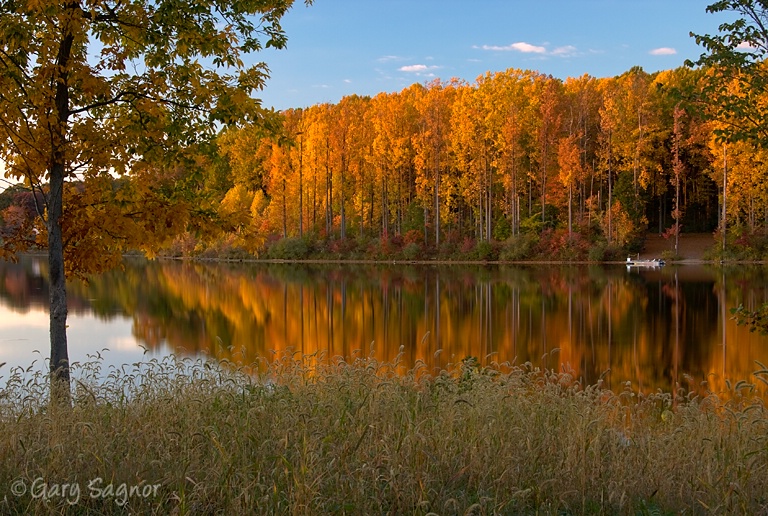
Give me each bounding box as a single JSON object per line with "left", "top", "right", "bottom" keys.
{"left": 1, "top": 352, "right": 767, "bottom": 514}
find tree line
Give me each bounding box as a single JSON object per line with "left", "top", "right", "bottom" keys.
{"left": 186, "top": 65, "right": 762, "bottom": 261}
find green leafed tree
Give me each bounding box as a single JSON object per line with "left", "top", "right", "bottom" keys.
{"left": 690, "top": 0, "right": 768, "bottom": 145}
{"left": 0, "top": 0, "right": 310, "bottom": 399}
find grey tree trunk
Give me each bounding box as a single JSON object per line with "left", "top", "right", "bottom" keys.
{"left": 49, "top": 15, "right": 74, "bottom": 401}
{"left": 48, "top": 169, "right": 70, "bottom": 395}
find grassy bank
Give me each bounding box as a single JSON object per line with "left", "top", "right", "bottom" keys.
{"left": 1, "top": 354, "right": 767, "bottom": 514}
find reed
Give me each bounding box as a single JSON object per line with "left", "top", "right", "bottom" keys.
{"left": 0, "top": 352, "right": 767, "bottom": 514}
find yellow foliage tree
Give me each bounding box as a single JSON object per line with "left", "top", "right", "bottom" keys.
{"left": 0, "top": 0, "right": 310, "bottom": 394}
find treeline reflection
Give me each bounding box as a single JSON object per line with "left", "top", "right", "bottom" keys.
{"left": 2, "top": 256, "right": 768, "bottom": 395}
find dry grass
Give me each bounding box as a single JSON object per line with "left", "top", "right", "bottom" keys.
{"left": 1, "top": 352, "right": 768, "bottom": 515}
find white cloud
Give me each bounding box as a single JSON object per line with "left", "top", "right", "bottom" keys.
{"left": 481, "top": 42, "right": 547, "bottom": 54}
{"left": 400, "top": 64, "right": 428, "bottom": 72}
{"left": 377, "top": 55, "right": 403, "bottom": 62}
{"left": 343, "top": 79, "right": 352, "bottom": 84}
{"left": 399, "top": 64, "right": 440, "bottom": 73}
{"left": 477, "top": 42, "right": 579, "bottom": 57}
{"left": 649, "top": 47, "right": 677, "bottom": 56}
{"left": 552, "top": 45, "right": 578, "bottom": 57}
{"left": 737, "top": 41, "right": 757, "bottom": 51}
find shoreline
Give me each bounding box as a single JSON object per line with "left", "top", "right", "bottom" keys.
{"left": 17, "top": 250, "right": 768, "bottom": 267}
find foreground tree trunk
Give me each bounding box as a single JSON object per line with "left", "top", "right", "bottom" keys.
{"left": 48, "top": 9, "right": 74, "bottom": 401}
{"left": 48, "top": 169, "right": 70, "bottom": 401}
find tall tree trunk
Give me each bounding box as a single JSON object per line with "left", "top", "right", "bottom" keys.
{"left": 722, "top": 144, "right": 727, "bottom": 255}
{"left": 568, "top": 184, "right": 573, "bottom": 240}
{"left": 299, "top": 140, "right": 303, "bottom": 238}
{"left": 340, "top": 156, "right": 346, "bottom": 239}
{"left": 49, "top": 10, "right": 75, "bottom": 401}
{"left": 607, "top": 131, "right": 613, "bottom": 244}
{"left": 360, "top": 162, "right": 365, "bottom": 239}
{"left": 434, "top": 161, "right": 440, "bottom": 247}
{"left": 48, "top": 166, "right": 70, "bottom": 397}
{"left": 282, "top": 178, "right": 287, "bottom": 238}
{"left": 487, "top": 160, "right": 492, "bottom": 241}
{"left": 312, "top": 163, "right": 317, "bottom": 231}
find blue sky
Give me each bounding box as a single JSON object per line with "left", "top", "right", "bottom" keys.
{"left": 259, "top": 0, "right": 727, "bottom": 110}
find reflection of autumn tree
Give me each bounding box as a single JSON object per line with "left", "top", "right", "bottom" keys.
{"left": 84, "top": 262, "right": 768, "bottom": 394}
{"left": 4, "top": 256, "right": 768, "bottom": 396}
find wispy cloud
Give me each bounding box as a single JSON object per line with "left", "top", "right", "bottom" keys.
{"left": 552, "top": 45, "right": 578, "bottom": 57}
{"left": 377, "top": 55, "right": 405, "bottom": 63}
{"left": 480, "top": 42, "right": 546, "bottom": 54}
{"left": 477, "top": 42, "right": 580, "bottom": 57}
{"left": 649, "top": 47, "right": 677, "bottom": 56}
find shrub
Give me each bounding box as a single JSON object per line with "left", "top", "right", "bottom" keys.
{"left": 534, "top": 229, "right": 592, "bottom": 261}
{"left": 661, "top": 249, "right": 679, "bottom": 262}
{"left": 493, "top": 216, "right": 513, "bottom": 241}
{"left": 325, "top": 237, "right": 359, "bottom": 257}
{"left": 601, "top": 243, "right": 626, "bottom": 261}
{"left": 471, "top": 240, "right": 498, "bottom": 261}
{"left": 499, "top": 233, "right": 537, "bottom": 261}
{"left": 587, "top": 241, "right": 607, "bottom": 262}
{"left": 402, "top": 242, "right": 421, "bottom": 260}
{"left": 266, "top": 237, "right": 311, "bottom": 260}
{"left": 403, "top": 229, "right": 423, "bottom": 245}
{"left": 727, "top": 227, "right": 768, "bottom": 260}
{"left": 460, "top": 236, "right": 476, "bottom": 255}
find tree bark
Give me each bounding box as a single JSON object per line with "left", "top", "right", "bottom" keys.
{"left": 48, "top": 167, "right": 70, "bottom": 396}
{"left": 49, "top": 9, "right": 75, "bottom": 400}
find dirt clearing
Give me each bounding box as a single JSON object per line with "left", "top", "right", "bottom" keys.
{"left": 639, "top": 232, "right": 716, "bottom": 262}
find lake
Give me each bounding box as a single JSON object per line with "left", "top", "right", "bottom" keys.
{"left": 2, "top": 255, "right": 768, "bottom": 396}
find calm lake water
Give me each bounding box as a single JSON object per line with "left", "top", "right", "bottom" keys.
{"left": 3, "top": 255, "right": 768, "bottom": 396}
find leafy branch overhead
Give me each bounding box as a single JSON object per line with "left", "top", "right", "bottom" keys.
{"left": 689, "top": 0, "right": 768, "bottom": 145}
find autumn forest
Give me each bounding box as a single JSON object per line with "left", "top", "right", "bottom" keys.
{"left": 3, "top": 65, "right": 767, "bottom": 263}
{"left": 182, "top": 66, "right": 758, "bottom": 261}
{"left": 152, "top": 65, "right": 768, "bottom": 261}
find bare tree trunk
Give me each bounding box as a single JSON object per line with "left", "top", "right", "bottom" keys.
{"left": 568, "top": 184, "right": 573, "bottom": 240}
{"left": 722, "top": 144, "right": 727, "bottom": 255}
{"left": 282, "top": 178, "right": 287, "bottom": 238}
{"left": 360, "top": 161, "right": 365, "bottom": 239}
{"left": 434, "top": 161, "right": 440, "bottom": 247}
{"left": 48, "top": 167, "right": 70, "bottom": 398}
{"left": 340, "top": 154, "right": 346, "bottom": 239}
{"left": 607, "top": 132, "right": 613, "bottom": 244}
{"left": 299, "top": 138, "right": 303, "bottom": 238}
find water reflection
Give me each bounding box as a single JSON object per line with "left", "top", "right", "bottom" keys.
{"left": 2, "top": 255, "right": 768, "bottom": 396}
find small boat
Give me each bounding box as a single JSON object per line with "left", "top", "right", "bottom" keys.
{"left": 626, "top": 255, "right": 665, "bottom": 269}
